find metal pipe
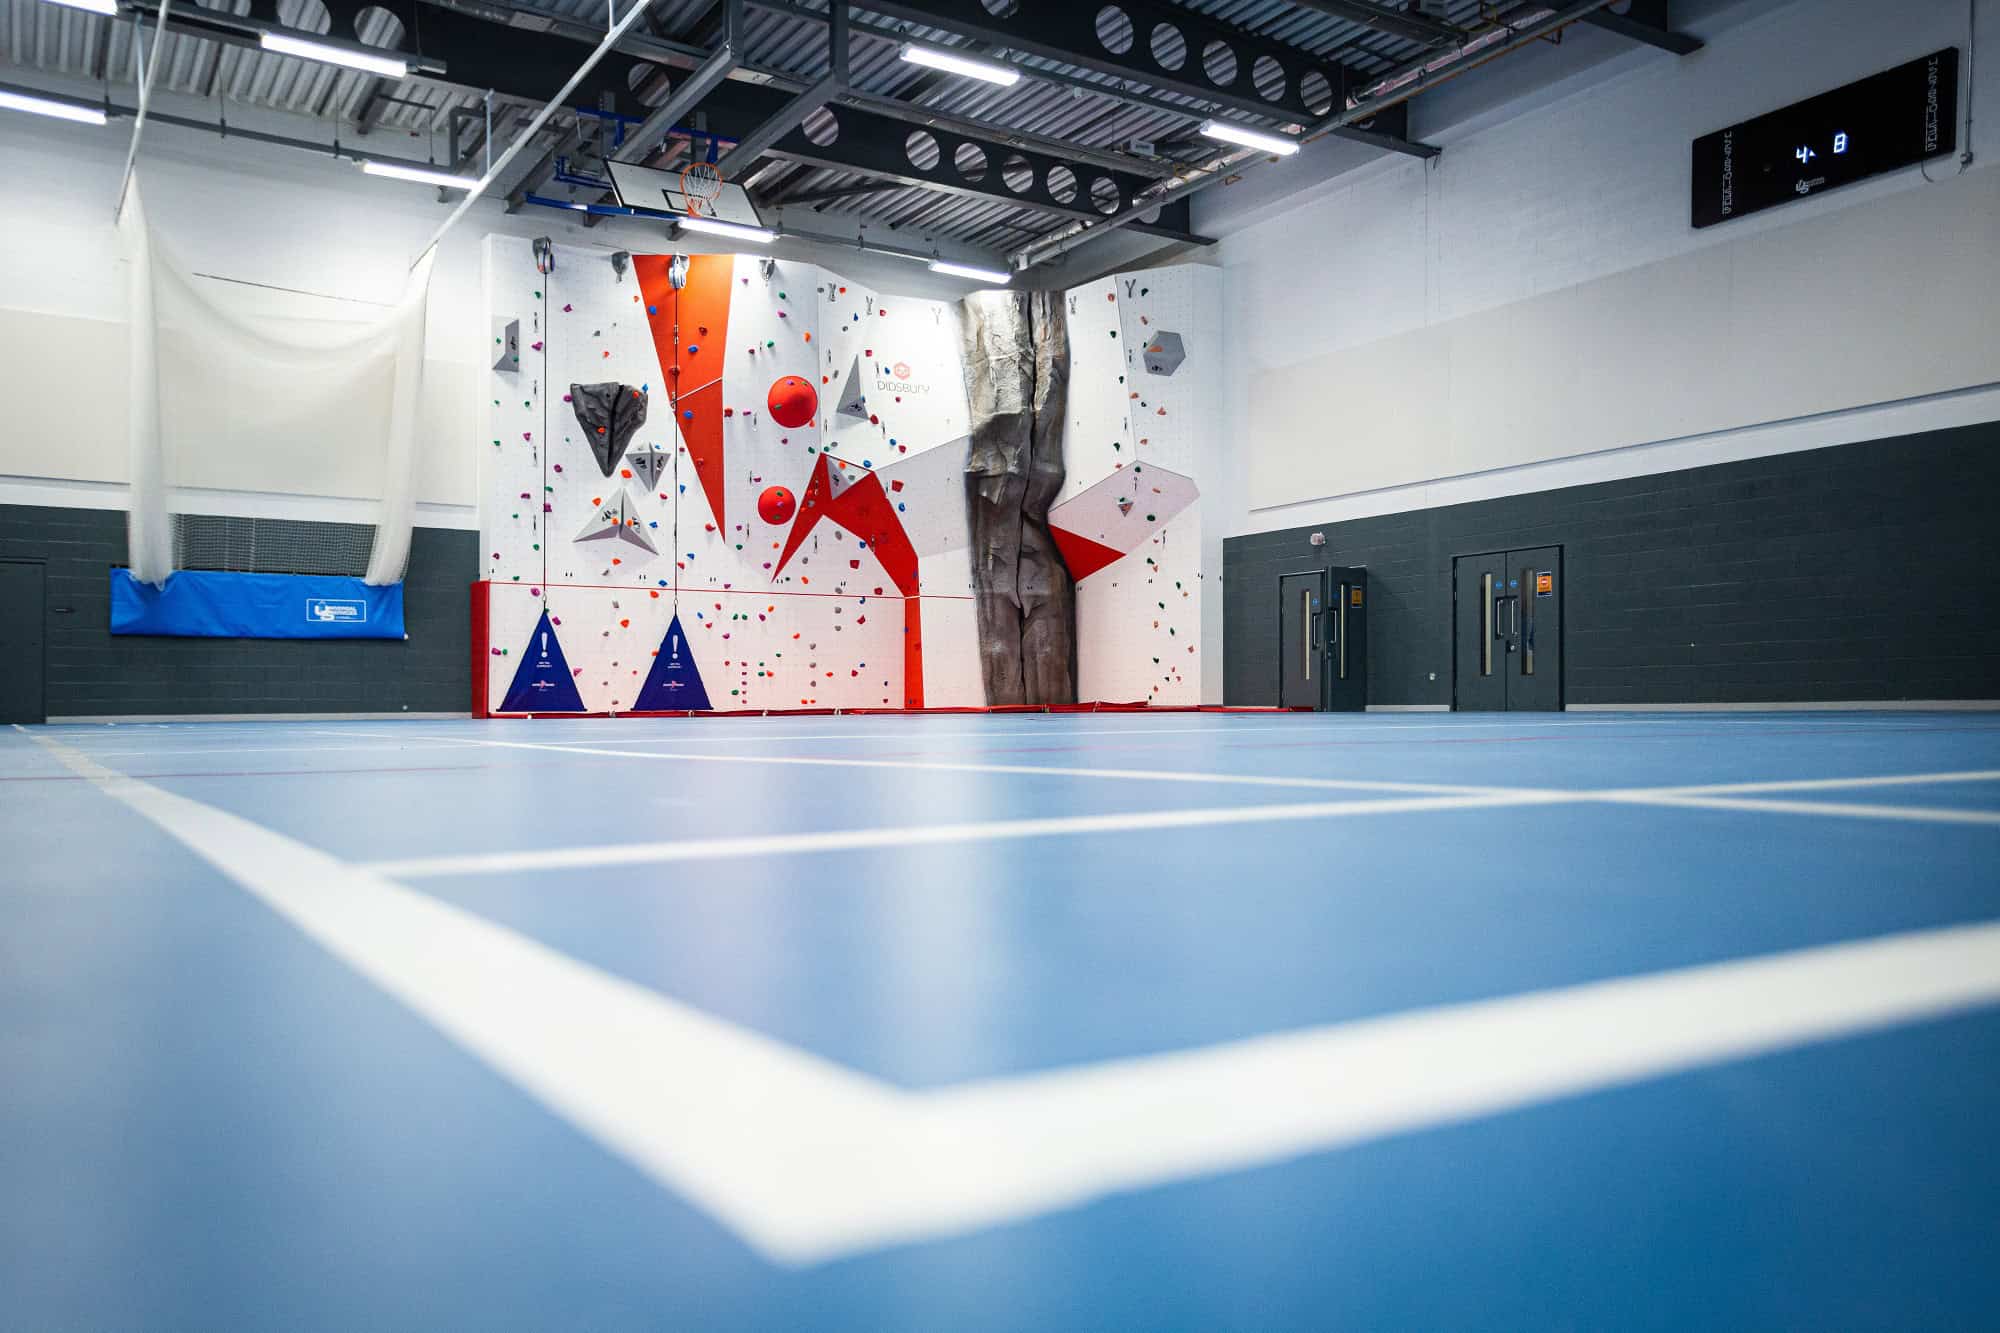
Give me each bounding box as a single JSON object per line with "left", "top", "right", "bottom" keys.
{"left": 515, "top": 192, "right": 989, "bottom": 268}
{"left": 1278, "top": 0, "right": 1464, "bottom": 47}
{"left": 1011, "top": 0, "right": 1621, "bottom": 270}
{"left": 411, "top": 0, "right": 663, "bottom": 268}
{"left": 114, "top": 0, "right": 174, "bottom": 221}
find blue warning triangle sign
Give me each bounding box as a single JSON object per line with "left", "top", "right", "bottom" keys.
{"left": 632, "top": 612, "right": 712, "bottom": 711}
{"left": 500, "top": 610, "right": 586, "bottom": 713}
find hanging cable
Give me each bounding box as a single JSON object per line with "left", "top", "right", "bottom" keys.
{"left": 669, "top": 253, "right": 689, "bottom": 612}
{"left": 535, "top": 238, "right": 554, "bottom": 602}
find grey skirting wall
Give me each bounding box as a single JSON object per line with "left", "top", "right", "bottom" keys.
{"left": 1223, "top": 422, "right": 2000, "bottom": 708}
{"left": 0, "top": 504, "right": 477, "bottom": 717}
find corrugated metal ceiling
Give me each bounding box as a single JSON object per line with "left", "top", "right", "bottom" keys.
{"left": 1, "top": 0, "right": 1552, "bottom": 253}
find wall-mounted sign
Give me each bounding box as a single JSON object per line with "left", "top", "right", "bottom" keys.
{"left": 1535, "top": 571, "right": 1554, "bottom": 598}
{"left": 1691, "top": 49, "right": 1958, "bottom": 228}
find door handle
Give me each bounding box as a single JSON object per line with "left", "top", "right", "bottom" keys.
{"left": 1337, "top": 583, "right": 1348, "bottom": 681}
{"left": 1481, "top": 573, "right": 1494, "bottom": 676}
{"left": 1302, "top": 588, "right": 1314, "bottom": 681}
{"left": 1520, "top": 568, "right": 1536, "bottom": 676}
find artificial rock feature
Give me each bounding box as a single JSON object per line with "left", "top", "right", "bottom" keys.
{"left": 569, "top": 382, "right": 649, "bottom": 478}
{"left": 960, "top": 290, "right": 1076, "bottom": 706}
{"left": 1142, "top": 330, "right": 1186, "bottom": 377}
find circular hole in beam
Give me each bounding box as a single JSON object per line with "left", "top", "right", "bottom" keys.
{"left": 1095, "top": 4, "right": 1134, "bottom": 55}
{"left": 1300, "top": 68, "right": 1334, "bottom": 117}
{"left": 954, "top": 141, "right": 989, "bottom": 183}
{"left": 1201, "top": 39, "right": 1237, "bottom": 87}
{"left": 905, "top": 129, "right": 941, "bottom": 171}
{"left": 800, "top": 106, "right": 839, "bottom": 147}
{"left": 1252, "top": 54, "right": 1287, "bottom": 103}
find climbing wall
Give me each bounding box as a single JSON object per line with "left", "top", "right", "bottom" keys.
{"left": 479, "top": 237, "right": 979, "bottom": 711}
{"left": 1051, "top": 268, "right": 1211, "bottom": 705}
{"left": 478, "top": 236, "right": 1214, "bottom": 712}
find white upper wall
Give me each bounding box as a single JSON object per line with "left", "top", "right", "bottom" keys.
{"left": 1215, "top": 0, "right": 1997, "bottom": 534}
{"left": 0, "top": 89, "right": 996, "bottom": 526}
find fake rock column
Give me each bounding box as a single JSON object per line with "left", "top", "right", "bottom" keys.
{"left": 960, "top": 291, "right": 1075, "bottom": 705}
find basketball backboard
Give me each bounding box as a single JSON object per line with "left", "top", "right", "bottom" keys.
{"left": 605, "top": 160, "right": 763, "bottom": 228}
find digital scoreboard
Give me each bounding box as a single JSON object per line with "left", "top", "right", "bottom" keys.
{"left": 1691, "top": 48, "right": 1958, "bottom": 228}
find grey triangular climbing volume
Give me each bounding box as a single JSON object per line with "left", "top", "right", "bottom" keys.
{"left": 626, "top": 441, "right": 670, "bottom": 489}
{"left": 574, "top": 490, "right": 659, "bottom": 554}
{"left": 570, "top": 382, "right": 649, "bottom": 477}
{"left": 835, "top": 353, "right": 869, "bottom": 420}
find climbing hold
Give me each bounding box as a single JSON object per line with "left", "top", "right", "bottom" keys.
{"left": 757, "top": 485, "right": 797, "bottom": 525}
{"left": 767, "top": 376, "right": 818, "bottom": 429}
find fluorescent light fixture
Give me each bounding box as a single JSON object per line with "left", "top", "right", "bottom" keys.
{"left": 675, "top": 214, "right": 777, "bottom": 245}
{"left": 929, "top": 259, "right": 1011, "bottom": 285}
{"left": 898, "top": 42, "right": 1021, "bottom": 88}
{"left": 0, "top": 87, "right": 108, "bottom": 125}
{"left": 360, "top": 159, "right": 474, "bottom": 190}
{"left": 1198, "top": 119, "right": 1300, "bottom": 156}
{"left": 42, "top": 0, "right": 120, "bottom": 15}
{"left": 260, "top": 31, "right": 409, "bottom": 79}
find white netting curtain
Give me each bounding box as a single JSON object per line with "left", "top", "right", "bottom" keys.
{"left": 120, "top": 178, "right": 436, "bottom": 587}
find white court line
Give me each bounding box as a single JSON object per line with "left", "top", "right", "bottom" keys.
{"left": 26, "top": 726, "right": 2000, "bottom": 1268}
{"left": 1604, "top": 793, "right": 2000, "bottom": 827}
{"left": 1622, "top": 770, "right": 2000, "bottom": 797}
{"left": 31, "top": 742, "right": 482, "bottom": 760}
{"left": 331, "top": 730, "right": 1528, "bottom": 798}
{"left": 364, "top": 790, "right": 1566, "bottom": 879}
{"left": 336, "top": 715, "right": 1907, "bottom": 745}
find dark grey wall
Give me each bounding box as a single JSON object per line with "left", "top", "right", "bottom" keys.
{"left": 1223, "top": 423, "right": 2000, "bottom": 708}
{"left": 0, "top": 504, "right": 477, "bottom": 717}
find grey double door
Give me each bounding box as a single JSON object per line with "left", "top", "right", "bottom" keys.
{"left": 1279, "top": 567, "right": 1367, "bottom": 711}
{"left": 1453, "top": 548, "right": 1561, "bottom": 711}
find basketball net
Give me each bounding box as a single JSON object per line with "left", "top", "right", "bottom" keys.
{"left": 680, "top": 162, "right": 724, "bottom": 217}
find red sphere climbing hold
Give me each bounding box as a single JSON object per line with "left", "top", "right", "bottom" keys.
{"left": 757, "top": 485, "right": 797, "bottom": 525}
{"left": 767, "top": 375, "right": 818, "bottom": 429}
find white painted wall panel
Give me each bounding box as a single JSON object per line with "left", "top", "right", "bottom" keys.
{"left": 1222, "top": 0, "right": 1996, "bottom": 533}
{"left": 1249, "top": 167, "right": 2000, "bottom": 511}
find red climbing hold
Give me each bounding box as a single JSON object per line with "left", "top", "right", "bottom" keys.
{"left": 767, "top": 375, "right": 818, "bottom": 429}
{"left": 757, "top": 485, "right": 798, "bottom": 525}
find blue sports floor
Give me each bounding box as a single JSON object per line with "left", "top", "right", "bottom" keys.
{"left": 4, "top": 710, "right": 1999, "bottom": 1330}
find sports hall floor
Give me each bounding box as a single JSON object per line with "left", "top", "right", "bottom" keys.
{"left": 5, "top": 710, "right": 1999, "bottom": 1330}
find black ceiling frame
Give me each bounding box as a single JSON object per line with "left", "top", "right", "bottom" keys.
{"left": 1578, "top": 0, "right": 1703, "bottom": 55}
{"left": 858, "top": 0, "right": 1439, "bottom": 157}
{"left": 130, "top": 0, "right": 1207, "bottom": 245}
{"left": 745, "top": 95, "right": 1201, "bottom": 240}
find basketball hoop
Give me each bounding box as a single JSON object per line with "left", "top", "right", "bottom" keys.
{"left": 679, "top": 162, "right": 725, "bottom": 217}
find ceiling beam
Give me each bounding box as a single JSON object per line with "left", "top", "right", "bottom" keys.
{"left": 1578, "top": 1, "right": 1702, "bottom": 55}
{"left": 1274, "top": 0, "right": 1462, "bottom": 47}
{"left": 857, "top": 0, "right": 1437, "bottom": 147}
{"left": 1011, "top": 0, "right": 1628, "bottom": 270}
{"left": 715, "top": 0, "right": 843, "bottom": 174}
{"left": 122, "top": 0, "right": 1212, "bottom": 249}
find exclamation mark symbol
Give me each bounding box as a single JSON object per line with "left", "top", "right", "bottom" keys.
{"left": 671, "top": 633, "right": 680, "bottom": 658}
{"left": 541, "top": 631, "right": 549, "bottom": 659}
